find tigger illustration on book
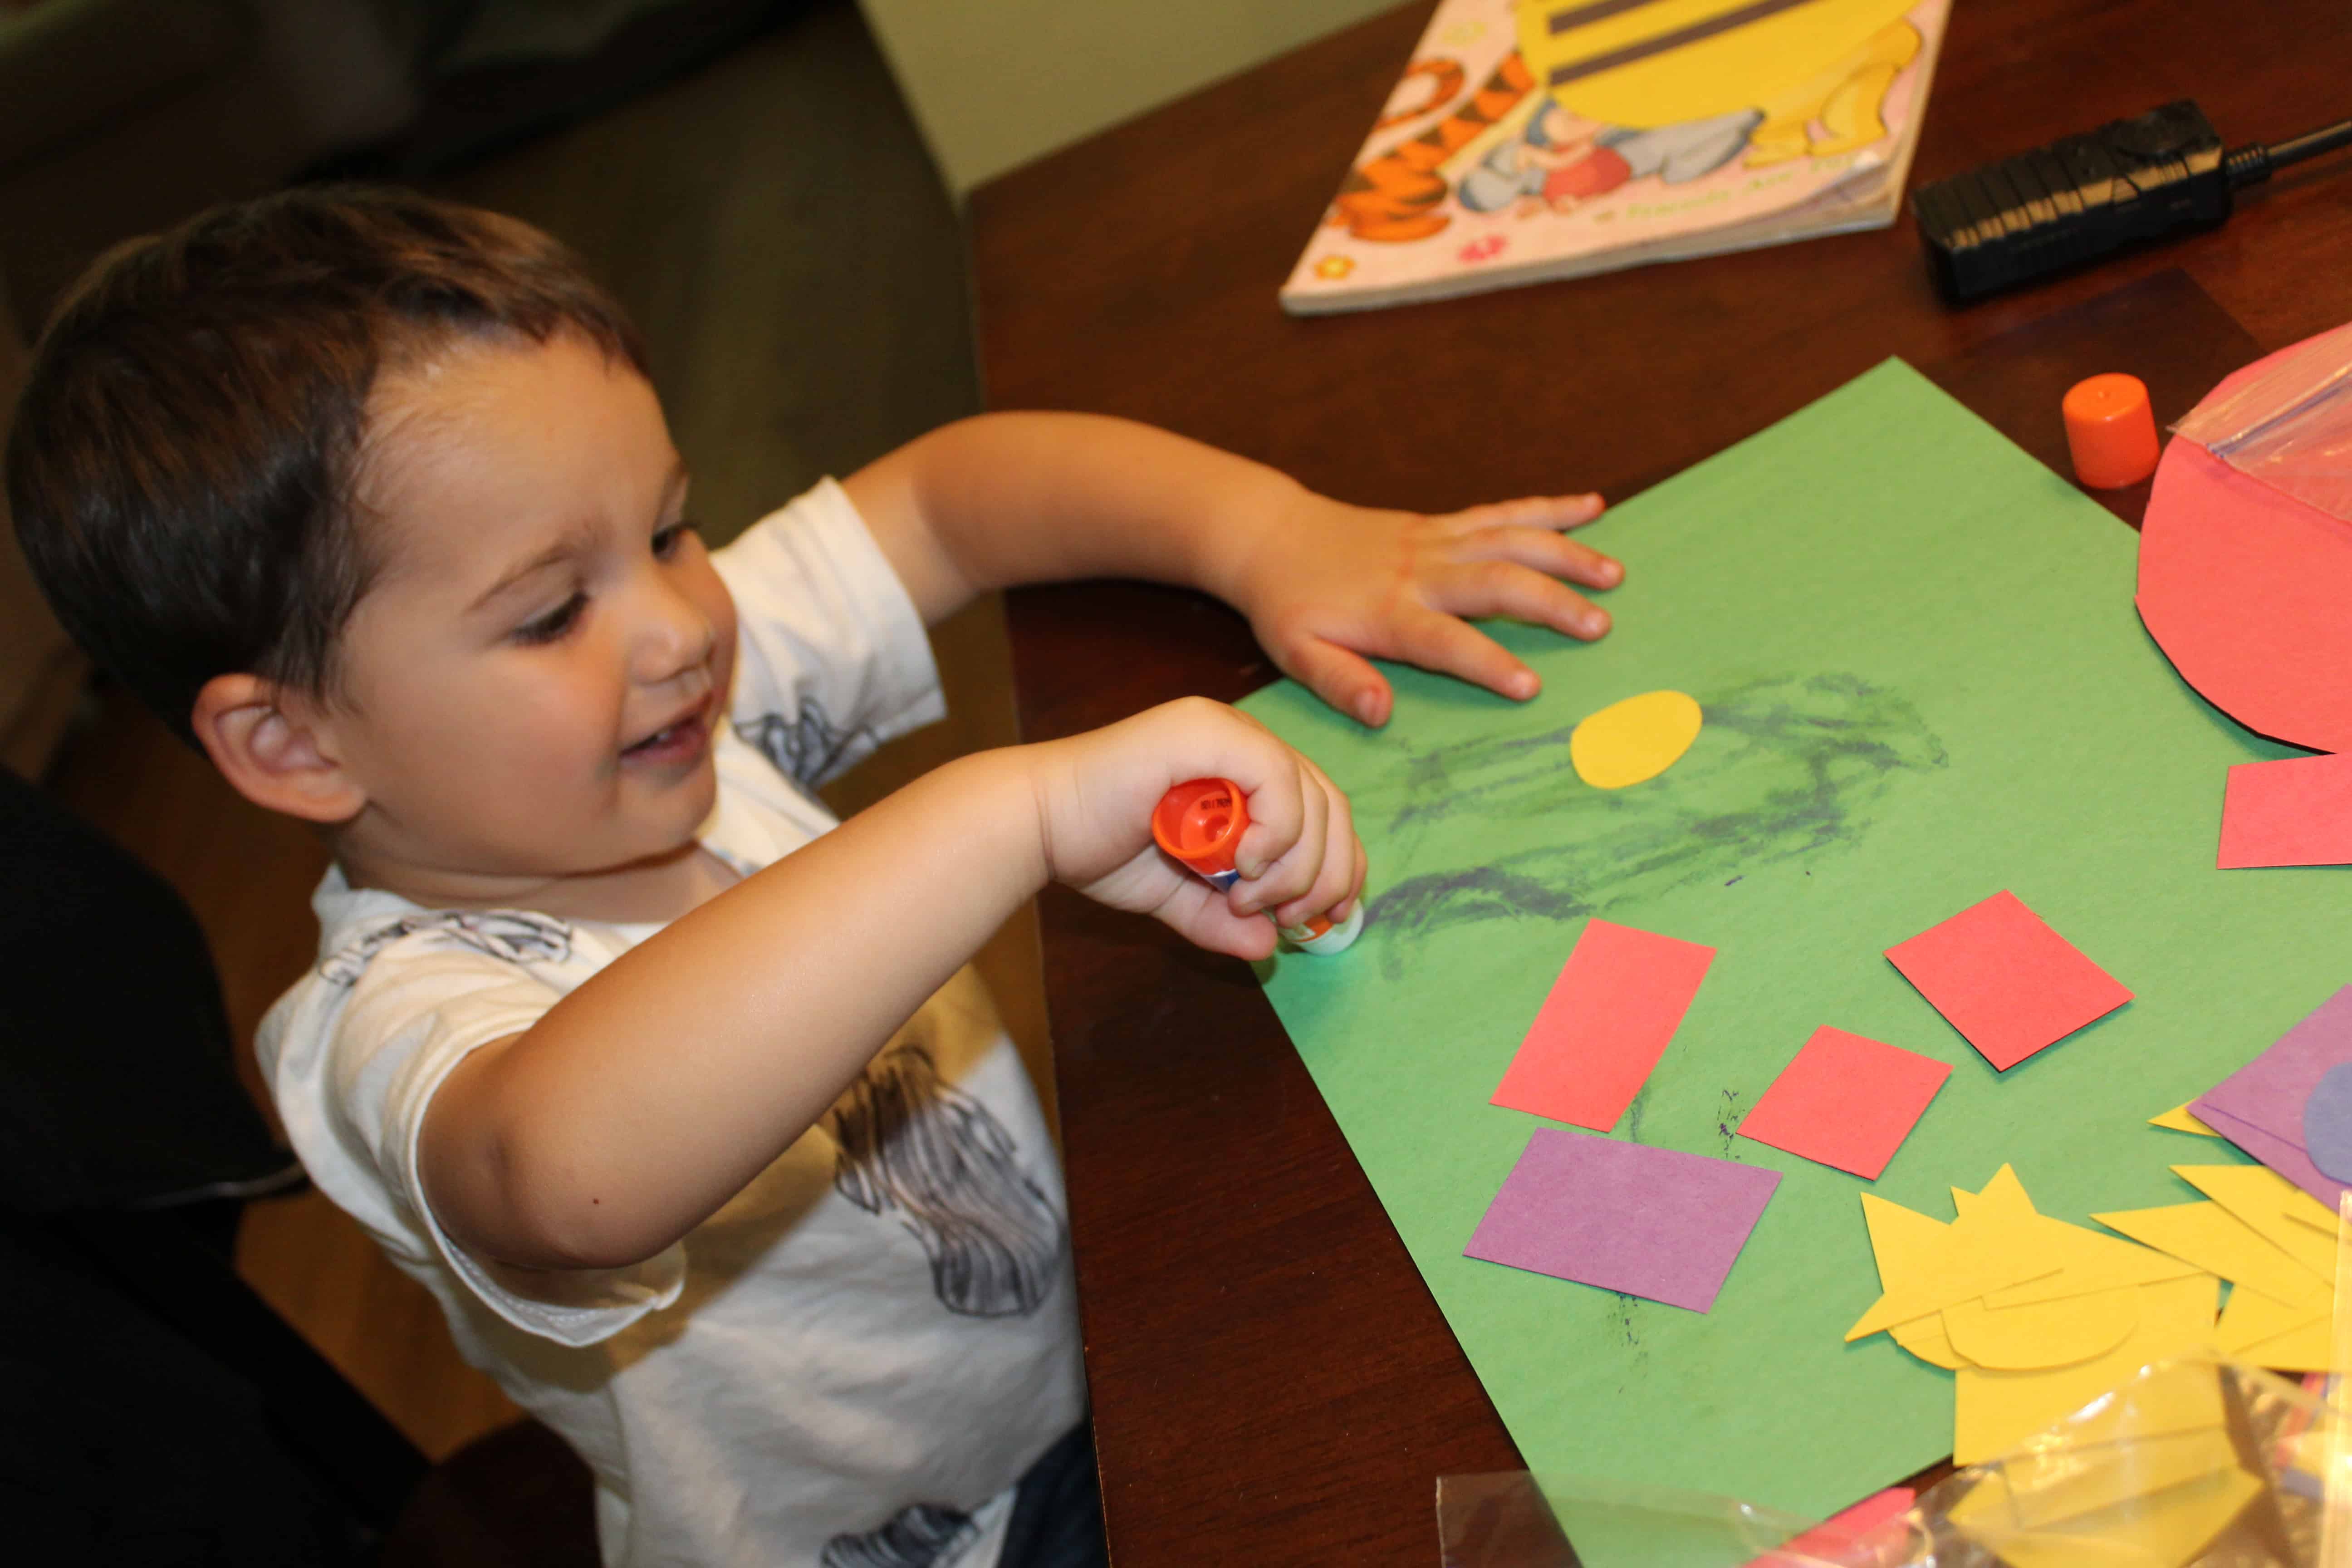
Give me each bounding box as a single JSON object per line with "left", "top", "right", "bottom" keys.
{"left": 1327, "top": 0, "right": 1923, "bottom": 242}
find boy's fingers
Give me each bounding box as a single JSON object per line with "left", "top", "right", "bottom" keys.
{"left": 1396, "top": 609, "right": 1538, "bottom": 701}
{"left": 1177, "top": 893, "right": 1280, "bottom": 960}
{"left": 1241, "top": 764, "right": 1327, "bottom": 914}
{"left": 1452, "top": 526, "right": 1622, "bottom": 589}
{"left": 1276, "top": 773, "right": 1358, "bottom": 927}
{"left": 1146, "top": 867, "right": 1278, "bottom": 960}
{"left": 1278, "top": 636, "right": 1394, "bottom": 728}
{"left": 1439, "top": 562, "right": 1611, "bottom": 643}
{"left": 1438, "top": 493, "right": 1605, "bottom": 535}
{"left": 1232, "top": 753, "right": 1304, "bottom": 882}
{"left": 1322, "top": 839, "right": 1367, "bottom": 923}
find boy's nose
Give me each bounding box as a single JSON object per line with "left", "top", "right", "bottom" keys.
{"left": 632, "top": 582, "right": 717, "bottom": 684}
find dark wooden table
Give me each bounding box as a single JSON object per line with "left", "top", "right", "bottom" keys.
{"left": 968, "top": 4, "right": 2352, "bottom": 1560}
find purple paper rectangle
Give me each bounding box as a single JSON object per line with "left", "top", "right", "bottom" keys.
{"left": 2194, "top": 1102, "right": 2348, "bottom": 1211}
{"left": 1465, "top": 1128, "right": 1782, "bottom": 1313}
{"left": 2198, "top": 984, "right": 2352, "bottom": 1136}
{"left": 2193, "top": 983, "right": 2352, "bottom": 1206}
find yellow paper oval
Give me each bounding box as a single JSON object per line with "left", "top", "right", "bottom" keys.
{"left": 1940, "top": 1288, "right": 2141, "bottom": 1372}
{"left": 1568, "top": 690, "right": 1702, "bottom": 789}
{"left": 1888, "top": 1312, "right": 1971, "bottom": 1371}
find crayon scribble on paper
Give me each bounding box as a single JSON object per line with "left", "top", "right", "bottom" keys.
{"left": 1363, "top": 673, "right": 1944, "bottom": 973}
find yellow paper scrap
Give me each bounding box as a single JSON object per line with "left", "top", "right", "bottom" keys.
{"left": 1950, "top": 1464, "right": 2260, "bottom": 1568}
{"left": 2149, "top": 1103, "right": 2223, "bottom": 1137}
{"left": 2052, "top": 1355, "right": 2232, "bottom": 1451}
{"left": 1889, "top": 1310, "right": 1970, "bottom": 1370}
{"left": 1942, "top": 1288, "right": 2140, "bottom": 1371}
{"left": 2170, "top": 1164, "right": 2339, "bottom": 1279}
{"left": 1980, "top": 1221, "right": 2203, "bottom": 1309}
{"left": 2234, "top": 1313, "right": 2343, "bottom": 1372}
{"left": 1952, "top": 1422, "right": 2239, "bottom": 1533}
{"left": 1940, "top": 1166, "right": 2200, "bottom": 1310}
{"left": 1848, "top": 1188, "right": 2064, "bottom": 1341}
{"left": 2212, "top": 1278, "right": 2316, "bottom": 1356}
{"left": 2091, "top": 1200, "right": 2330, "bottom": 1309}
{"left": 1952, "top": 1276, "right": 2220, "bottom": 1464}
{"left": 1951, "top": 1163, "right": 2039, "bottom": 1223}
{"left": 1858, "top": 1191, "right": 1956, "bottom": 1284}
{"left": 2287, "top": 1203, "right": 2337, "bottom": 1236}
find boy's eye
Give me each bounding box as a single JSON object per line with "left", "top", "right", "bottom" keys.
{"left": 653, "top": 519, "right": 698, "bottom": 560}
{"left": 514, "top": 592, "right": 587, "bottom": 645}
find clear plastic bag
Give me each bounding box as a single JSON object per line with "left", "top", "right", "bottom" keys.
{"left": 1440, "top": 1357, "right": 2351, "bottom": 1568}
{"left": 1436, "top": 1471, "right": 1813, "bottom": 1567}
{"left": 2174, "top": 320, "right": 2352, "bottom": 521}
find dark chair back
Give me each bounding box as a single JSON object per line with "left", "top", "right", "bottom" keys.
{"left": 0, "top": 769, "right": 426, "bottom": 1562}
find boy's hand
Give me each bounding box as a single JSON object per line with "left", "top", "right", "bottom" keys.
{"left": 1026, "top": 698, "right": 1364, "bottom": 961}
{"left": 1225, "top": 490, "right": 1620, "bottom": 728}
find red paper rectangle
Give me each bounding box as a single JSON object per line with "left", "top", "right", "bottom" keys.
{"left": 2219, "top": 751, "right": 2352, "bottom": 868}
{"left": 1736, "top": 1026, "right": 1952, "bottom": 1180}
{"left": 1883, "top": 891, "right": 2131, "bottom": 1072}
{"left": 1491, "top": 918, "right": 1715, "bottom": 1131}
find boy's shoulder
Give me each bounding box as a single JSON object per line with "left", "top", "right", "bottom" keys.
{"left": 716, "top": 479, "right": 945, "bottom": 792}
{"left": 260, "top": 875, "right": 576, "bottom": 1080}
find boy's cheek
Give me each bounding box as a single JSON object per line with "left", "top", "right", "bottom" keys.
{"left": 708, "top": 611, "right": 740, "bottom": 706}
{"left": 693, "top": 569, "right": 740, "bottom": 700}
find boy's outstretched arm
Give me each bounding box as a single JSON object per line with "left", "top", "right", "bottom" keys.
{"left": 844, "top": 412, "right": 1622, "bottom": 728}
{"left": 418, "top": 699, "right": 1361, "bottom": 1276}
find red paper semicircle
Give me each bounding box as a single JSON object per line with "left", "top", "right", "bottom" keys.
{"left": 2136, "top": 342, "right": 2352, "bottom": 753}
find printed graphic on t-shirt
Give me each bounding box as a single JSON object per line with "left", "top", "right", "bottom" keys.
{"left": 742, "top": 696, "right": 875, "bottom": 788}
{"left": 830, "top": 1044, "right": 1065, "bottom": 1318}
{"left": 318, "top": 909, "right": 573, "bottom": 986}
{"left": 820, "top": 1501, "right": 980, "bottom": 1568}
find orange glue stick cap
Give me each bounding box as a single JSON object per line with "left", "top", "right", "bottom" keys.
{"left": 2062, "top": 373, "right": 2160, "bottom": 489}
{"left": 1152, "top": 777, "right": 1246, "bottom": 889}
{"left": 1151, "top": 778, "right": 1364, "bottom": 955}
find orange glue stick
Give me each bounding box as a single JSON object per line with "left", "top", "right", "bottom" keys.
{"left": 1151, "top": 777, "right": 1363, "bottom": 955}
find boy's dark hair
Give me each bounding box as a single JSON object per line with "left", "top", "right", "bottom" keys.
{"left": 6, "top": 185, "right": 651, "bottom": 744}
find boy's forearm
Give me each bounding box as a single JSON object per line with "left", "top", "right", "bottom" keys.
{"left": 844, "top": 412, "right": 1300, "bottom": 622}
{"left": 424, "top": 747, "right": 1051, "bottom": 1271}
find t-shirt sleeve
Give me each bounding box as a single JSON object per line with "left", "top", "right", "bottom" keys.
{"left": 714, "top": 477, "right": 945, "bottom": 789}
{"left": 293, "top": 936, "right": 686, "bottom": 1348}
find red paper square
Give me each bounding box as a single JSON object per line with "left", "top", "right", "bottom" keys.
{"left": 1884, "top": 891, "right": 2131, "bottom": 1071}
{"left": 1491, "top": 918, "right": 1715, "bottom": 1132}
{"left": 1736, "top": 1027, "right": 1951, "bottom": 1179}
{"left": 2219, "top": 751, "right": 2352, "bottom": 868}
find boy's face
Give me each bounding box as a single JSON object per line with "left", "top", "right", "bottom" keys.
{"left": 322, "top": 332, "right": 736, "bottom": 893}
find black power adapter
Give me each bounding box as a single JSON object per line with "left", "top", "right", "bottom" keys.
{"left": 1912, "top": 99, "right": 2352, "bottom": 302}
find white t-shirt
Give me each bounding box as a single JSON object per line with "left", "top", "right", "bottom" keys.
{"left": 259, "top": 480, "right": 1086, "bottom": 1568}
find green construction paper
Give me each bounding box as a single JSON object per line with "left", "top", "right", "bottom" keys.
{"left": 1240, "top": 360, "right": 2321, "bottom": 1526}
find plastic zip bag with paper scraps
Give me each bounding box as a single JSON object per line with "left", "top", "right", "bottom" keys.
{"left": 2174, "top": 319, "right": 2352, "bottom": 521}
{"left": 1438, "top": 1358, "right": 2346, "bottom": 1568}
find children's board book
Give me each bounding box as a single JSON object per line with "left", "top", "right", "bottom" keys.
{"left": 1280, "top": 0, "right": 1950, "bottom": 315}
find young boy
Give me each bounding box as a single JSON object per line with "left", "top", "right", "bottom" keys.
{"left": 7, "top": 188, "right": 1621, "bottom": 1568}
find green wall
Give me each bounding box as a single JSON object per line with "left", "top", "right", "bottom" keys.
{"left": 858, "top": 0, "right": 1401, "bottom": 195}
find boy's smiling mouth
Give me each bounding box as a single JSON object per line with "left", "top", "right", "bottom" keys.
{"left": 622, "top": 693, "right": 713, "bottom": 767}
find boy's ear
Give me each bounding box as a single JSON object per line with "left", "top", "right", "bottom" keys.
{"left": 191, "top": 674, "right": 367, "bottom": 824}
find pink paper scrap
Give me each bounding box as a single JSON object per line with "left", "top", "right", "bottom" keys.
{"left": 1491, "top": 917, "right": 1716, "bottom": 1132}
{"left": 1883, "top": 891, "right": 2131, "bottom": 1071}
{"left": 2219, "top": 751, "right": 2352, "bottom": 868}
{"left": 1750, "top": 1486, "right": 1918, "bottom": 1566}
